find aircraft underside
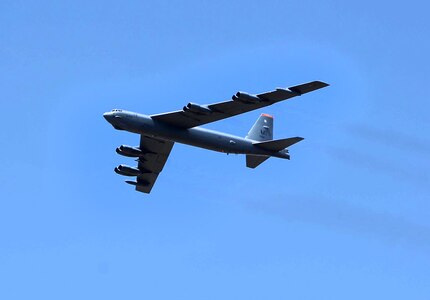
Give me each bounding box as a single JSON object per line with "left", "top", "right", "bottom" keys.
{"left": 104, "top": 81, "right": 329, "bottom": 193}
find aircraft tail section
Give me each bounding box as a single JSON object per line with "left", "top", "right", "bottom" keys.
{"left": 246, "top": 114, "right": 273, "bottom": 141}
{"left": 246, "top": 155, "right": 270, "bottom": 168}
{"left": 245, "top": 114, "right": 304, "bottom": 168}
{"left": 253, "top": 137, "right": 304, "bottom": 152}
{"left": 246, "top": 137, "right": 304, "bottom": 168}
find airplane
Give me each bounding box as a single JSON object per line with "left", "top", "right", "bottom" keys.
{"left": 103, "top": 80, "right": 329, "bottom": 194}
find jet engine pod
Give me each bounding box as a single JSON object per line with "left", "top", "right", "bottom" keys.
{"left": 116, "top": 145, "right": 144, "bottom": 157}
{"left": 232, "top": 92, "right": 261, "bottom": 104}
{"left": 114, "top": 164, "right": 142, "bottom": 176}
{"left": 183, "top": 102, "right": 213, "bottom": 115}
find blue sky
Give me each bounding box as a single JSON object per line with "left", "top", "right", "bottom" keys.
{"left": 1, "top": 1, "right": 429, "bottom": 299}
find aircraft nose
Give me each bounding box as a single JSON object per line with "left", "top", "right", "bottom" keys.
{"left": 103, "top": 112, "right": 113, "bottom": 122}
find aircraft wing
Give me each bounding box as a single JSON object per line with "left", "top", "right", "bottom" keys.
{"left": 151, "top": 81, "right": 329, "bottom": 129}
{"left": 127, "top": 135, "right": 174, "bottom": 194}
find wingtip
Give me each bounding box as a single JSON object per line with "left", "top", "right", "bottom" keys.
{"left": 315, "top": 80, "right": 330, "bottom": 87}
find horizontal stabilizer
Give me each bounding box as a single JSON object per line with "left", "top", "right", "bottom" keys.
{"left": 246, "top": 155, "right": 270, "bottom": 168}
{"left": 253, "top": 137, "right": 304, "bottom": 152}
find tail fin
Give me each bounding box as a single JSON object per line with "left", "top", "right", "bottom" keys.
{"left": 245, "top": 114, "right": 273, "bottom": 168}
{"left": 246, "top": 114, "right": 273, "bottom": 141}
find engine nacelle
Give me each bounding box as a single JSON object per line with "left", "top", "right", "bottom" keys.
{"left": 114, "top": 164, "right": 142, "bottom": 176}
{"left": 183, "top": 102, "right": 213, "bottom": 115}
{"left": 232, "top": 91, "right": 261, "bottom": 103}
{"left": 116, "top": 145, "right": 143, "bottom": 157}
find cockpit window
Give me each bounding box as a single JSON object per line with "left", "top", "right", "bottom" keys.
{"left": 112, "top": 109, "right": 122, "bottom": 112}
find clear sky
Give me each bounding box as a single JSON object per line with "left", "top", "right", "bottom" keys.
{"left": 1, "top": 1, "right": 429, "bottom": 299}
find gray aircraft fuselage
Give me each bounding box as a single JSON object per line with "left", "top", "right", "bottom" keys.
{"left": 103, "top": 110, "right": 290, "bottom": 159}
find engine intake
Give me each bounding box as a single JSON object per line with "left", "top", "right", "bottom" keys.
{"left": 232, "top": 91, "right": 261, "bottom": 104}
{"left": 183, "top": 102, "right": 213, "bottom": 115}
{"left": 116, "top": 145, "right": 144, "bottom": 157}
{"left": 114, "top": 164, "right": 142, "bottom": 176}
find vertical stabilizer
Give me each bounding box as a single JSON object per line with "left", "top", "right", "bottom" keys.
{"left": 246, "top": 114, "right": 273, "bottom": 141}
{"left": 245, "top": 114, "right": 273, "bottom": 168}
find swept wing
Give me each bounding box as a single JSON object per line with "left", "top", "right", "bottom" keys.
{"left": 151, "top": 81, "right": 329, "bottom": 128}
{"left": 122, "top": 135, "right": 174, "bottom": 194}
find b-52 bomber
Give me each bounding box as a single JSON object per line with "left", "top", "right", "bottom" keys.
{"left": 104, "top": 81, "right": 329, "bottom": 194}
